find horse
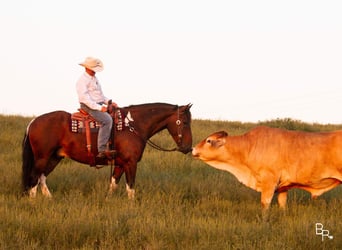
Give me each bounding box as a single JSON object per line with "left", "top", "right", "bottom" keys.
{"left": 22, "top": 103, "right": 193, "bottom": 199}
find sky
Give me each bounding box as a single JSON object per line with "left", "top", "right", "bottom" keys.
{"left": 1, "top": 0, "right": 342, "bottom": 124}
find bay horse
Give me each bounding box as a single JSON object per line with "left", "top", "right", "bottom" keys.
{"left": 22, "top": 103, "right": 193, "bottom": 198}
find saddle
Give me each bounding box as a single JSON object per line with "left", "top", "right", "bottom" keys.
{"left": 70, "top": 107, "right": 131, "bottom": 161}
{"left": 71, "top": 109, "right": 100, "bottom": 155}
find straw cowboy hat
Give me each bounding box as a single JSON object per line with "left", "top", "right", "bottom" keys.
{"left": 79, "top": 57, "right": 104, "bottom": 72}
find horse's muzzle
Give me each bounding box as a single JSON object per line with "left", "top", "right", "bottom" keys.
{"left": 178, "top": 146, "right": 193, "bottom": 154}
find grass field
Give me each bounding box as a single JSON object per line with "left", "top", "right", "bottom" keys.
{"left": 0, "top": 114, "right": 341, "bottom": 249}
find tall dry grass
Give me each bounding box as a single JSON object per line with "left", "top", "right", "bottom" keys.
{"left": 0, "top": 115, "right": 341, "bottom": 249}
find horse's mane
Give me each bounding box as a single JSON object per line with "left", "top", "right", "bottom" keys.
{"left": 123, "top": 102, "right": 177, "bottom": 110}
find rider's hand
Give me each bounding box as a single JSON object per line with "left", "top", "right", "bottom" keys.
{"left": 100, "top": 105, "right": 107, "bottom": 112}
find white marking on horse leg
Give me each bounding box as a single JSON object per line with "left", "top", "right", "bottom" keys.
{"left": 108, "top": 176, "right": 119, "bottom": 194}
{"left": 126, "top": 183, "right": 135, "bottom": 200}
{"left": 28, "top": 184, "right": 38, "bottom": 198}
{"left": 39, "top": 174, "right": 52, "bottom": 198}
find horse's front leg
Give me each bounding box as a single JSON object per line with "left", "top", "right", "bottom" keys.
{"left": 126, "top": 183, "right": 135, "bottom": 200}
{"left": 108, "top": 166, "right": 124, "bottom": 194}
{"left": 124, "top": 163, "right": 137, "bottom": 200}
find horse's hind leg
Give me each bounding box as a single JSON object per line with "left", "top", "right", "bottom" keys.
{"left": 28, "top": 182, "right": 39, "bottom": 198}
{"left": 39, "top": 155, "right": 62, "bottom": 197}
{"left": 39, "top": 174, "right": 52, "bottom": 197}
{"left": 28, "top": 155, "right": 62, "bottom": 198}
{"left": 26, "top": 158, "right": 47, "bottom": 198}
{"left": 29, "top": 174, "right": 52, "bottom": 198}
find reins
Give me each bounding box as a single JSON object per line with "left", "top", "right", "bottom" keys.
{"left": 146, "top": 139, "right": 178, "bottom": 152}
{"left": 127, "top": 125, "right": 180, "bottom": 152}
{"left": 146, "top": 107, "right": 182, "bottom": 152}
{"left": 115, "top": 105, "right": 184, "bottom": 153}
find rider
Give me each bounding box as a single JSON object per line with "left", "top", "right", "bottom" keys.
{"left": 76, "top": 56, "right": 118, "bottom": 158}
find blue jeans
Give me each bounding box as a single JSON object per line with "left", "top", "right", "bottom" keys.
{"left": 80, "top": 103, "right": 113, "bottom": 152}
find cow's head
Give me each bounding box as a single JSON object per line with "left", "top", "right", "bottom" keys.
{"left": 192, "top": 131, "right": 228, "bottom": 161}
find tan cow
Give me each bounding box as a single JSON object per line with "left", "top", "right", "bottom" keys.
{"left": 192, "top": 126, "right": 342, "bottom": 211}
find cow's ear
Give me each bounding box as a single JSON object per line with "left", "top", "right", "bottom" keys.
{"left": 207, "top": 137, "right": 226, "bottom": 148}
{"left": 217, "top": 131, "right": 228, "bottom": 137}
{"left": 212, "top": 138, "right": 226, "bottom": 148}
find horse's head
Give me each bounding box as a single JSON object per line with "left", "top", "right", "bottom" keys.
{"left": 166, "top": 103, "right": 193, "bottom": 154}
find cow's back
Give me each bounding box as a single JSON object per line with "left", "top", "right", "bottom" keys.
{"left": 244, "top": 126, "right": 342, "bottom": 177}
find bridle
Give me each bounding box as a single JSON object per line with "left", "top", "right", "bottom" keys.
{"left": 146, "top": 106, "right": 184, "bottom": 152}
{"left": 109, "top": 105, "right": 185, "bottom": 152}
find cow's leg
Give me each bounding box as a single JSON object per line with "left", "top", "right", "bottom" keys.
{"left": 260, "top": 189, "right": 275, "bottom": 221}
{"left": 259, "top": 171, "right": 278, "bottom": 213}
{"left": 277, "top": 192, "right": 288, "bottom": 209}
{"left": 260, "top": 189, "right": 275, "bottom": 211}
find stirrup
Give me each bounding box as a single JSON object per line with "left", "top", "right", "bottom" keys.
{"left": 96, "top": 150, "right": 116, "bottom": 159}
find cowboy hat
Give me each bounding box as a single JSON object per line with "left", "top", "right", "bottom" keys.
{"left": 79, "top": 57, "right": 104, "bottom": 72}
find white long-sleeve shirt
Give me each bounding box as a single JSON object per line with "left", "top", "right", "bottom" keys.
{"left": 76, "top": 72, "right": 109, "bottom": 110}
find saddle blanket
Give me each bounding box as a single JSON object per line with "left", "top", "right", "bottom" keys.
{"left": 70, "top": 109, "right": 133, "bottom": 133}
{"left": 71, "top": 119, "right": 100, "bottom": 133}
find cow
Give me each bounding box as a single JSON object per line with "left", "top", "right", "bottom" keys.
{"left": 192, "top": 126, "right": 342, "bottom": 211}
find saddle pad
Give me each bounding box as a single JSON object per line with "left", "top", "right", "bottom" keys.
{"left": 70, "top": 109, "right": 133, "bottom": 133}
{"left": 71, "top": 119, "right": 100, "bottom": 133}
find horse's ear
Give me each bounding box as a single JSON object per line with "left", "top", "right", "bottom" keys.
{"left": 186, "top": 103, "right": 192, "bottom": 110}
{"left": 179, "top": 103, "right": 192, "bottom": 113}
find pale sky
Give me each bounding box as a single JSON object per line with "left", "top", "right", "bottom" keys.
{"left": 1, "top": 0, "right": 342, "bottom": 123}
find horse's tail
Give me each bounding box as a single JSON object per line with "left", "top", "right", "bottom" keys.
{"left": 22, "top": 130, "right": 34, "bottom": 194}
